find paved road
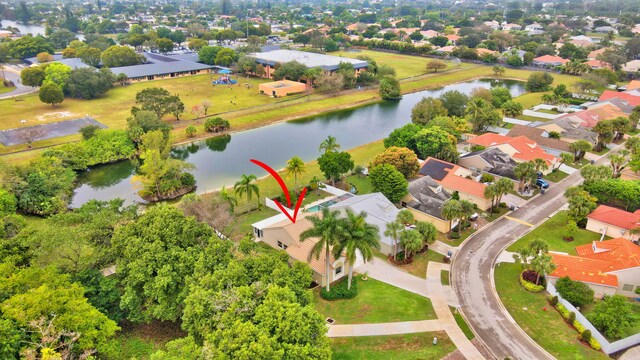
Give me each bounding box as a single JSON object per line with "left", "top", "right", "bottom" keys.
{"left": 451, "top": 144, "right": 626, "bottom": 360}
{"left": 0, "top": 66, "right": 37, "bottom": 99}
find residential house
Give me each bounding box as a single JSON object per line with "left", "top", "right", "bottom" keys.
{"left": 501, "top": 23, "right": 522, "bottom": 31}
{"left": 250, "top": 49, "right": 368, "bottom": 79}
{"left": 586, "top": 205, "right": 640, "bottom": 241}
{"left": 633, "top": 24, "right": 640, "bottom": 35}
{"left": 466, "top": 133, "right": 559, "bottom": 174}
{"left": 484, "top": 20, "right": 500, "bottom": 30}
{"left": 599, "top": 89, "right": 640, "bottom": 107}
{"left": 420, "top": 30, "right": 442, "bottom": 38}
{"left": 532, "top": 55, "right": 570, "bottom": 67}
{"left": 418, "top": 157, "right": 491, "bottom": 210}
{"left": 505, "top": 125, "right": 571, "bottom": 155}
{"left": 622, "top": 60, "right": 640, "bottom": 74}
{"left": 434, "top": 45, "right": 456, "bottom": 54}
{"left": 458, "top": 147, "right": 519, "bottom": 181}
{"left": 525, "top": 22, "right": 545, "bottom": 35}
{"left": 587, "top": 97, "right": 635, "bottom": 115}
{"left": 445, "top": 34, "right": 461, "bottom": 44}
{"left": 476, "top": 48, "right": 498, "bottom": 58}
{"left": 587, "top": 48, "right": 609, "bottom": 60}
{"left": 554, "top": 103, "right": 628, "bottom": 129}
{"left": 253, "top": 213, "right": 351, "bottom": 287}
{"left": 549, "top": 238, "right": 640, "bottom": 297}
{"left": 585, "top": 59, "right": 612, "bottom": 70}
{"left": 330, "top": 193, "right": 401, "bottom": 256}
{"left": 401, "top": 176, "right": 453, "bottom": 233}
{"left": 536, "top": 117, "right": 599, "bottom": 145}
{"left": 625, "top": 80, "right": 640, "bottom": 91}
{"left": 593, "top": 26, "right": 618, "bottom": 34}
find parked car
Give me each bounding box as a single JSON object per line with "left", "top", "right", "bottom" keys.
{"left": 469, "top": 213, "right": 479, "bottom": 221}
{"left": 536, "top": 178, "right": 549, "bottom": 189}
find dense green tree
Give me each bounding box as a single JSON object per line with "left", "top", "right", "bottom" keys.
{"left": 8, "top": 35, "right": 53, "bottom": 59}
{"left": 126, "top": 110, "right": 170, "bottom": 143}
{"left": 43, "top": 62, "right": 71, "bottom": 89}
{"left": 525, "top": 72, "right": 554, "bottom": 92}
{"left": 369, "top": 164, "right": 408, "bottom": 203}
{"left": 587, "top": 295, "right": 640, "bottom": 339}
{"left": 49, "top": 29, "right": 77, "bottom": 49}
{"left": 371, "top": 146, "right": 420, "bottom": 179}
{"left": 273, "top": 61, "right": 307, "bottom": 81}
{"left": 156, "top": 38, "right": 174, "bottom": 53}
{"left": 133, "top": 87, "right": 184, "bottom": 120}
{"left": 43, "top": 130, "right": 135, "bottom": 170}
{"left": 198, "top": 46, "right": 223, "bottom": 65}
{"left": 569, "top": 140, "right": 593, "bottom": 161}
{"left": 379, "top": 75, "right": 401, "bottom": 100}
{"left": 555, "top": 276, "right": 594, "bottom": 307}
{"left": 465, "top": 97, "right": 501, "bottom": 132}
{"left": 439, "top": 90, "right": 469, "bottom": 117}
{"left": 101, "top": 45, "right": 145, "bottom": 67}
{"left": 490, "top": 87, "right": 513, "bottom": 108}
{"left": 567, "top": 188, "right": 598, "bottom": 224}
{"left": 38, "top": 82, "right": 64, "bottom": 107}
{"left": 317, "top": 151, "right": 354, "bottom": 186}
{"left": 66, "top": 68, "right": 114, "bottom": 99}
{"left": 384, "top": 123, "right": 422, "bottom": 151}
{"left": 502, "top": 100, "right": 523, "bottom": 117}
{"left": 412, "top": 126, "right": 456, "bottom": 160}
{"left": 399, "top": 229, "right": 423, "bottom": 259}
{"left": 20, "top": 65, "right": 45, "bottom": 87}
{"left": 111, "top": 205, "right": 214, "bottom": 322}
{"left": 411, "top": 97, "right": 448, "bottom": 125}
{"left": 77, "top": 47, "right": 102, "bottom": 67}
{"left": 203, "top": 117, "right": 230, "bottom": 133}
{"left": 214, "top": 48, "right": 237, "bottom": 66}
{"left": 514, "top": 161, "right": 537, "bottom": 192}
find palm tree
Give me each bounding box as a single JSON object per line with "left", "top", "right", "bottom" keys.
{"left": 559, "top": 152, "right": 573, "bottom": 167}
{"left": 569, "top": 140, "right": 593, "bottom": 161}
{"left": 514, "top": 161, "right": 536, "bottom": 192}
{"left": 309, "top": 176, "right": 325, "bottom": 196}
{"left": 234, "top": 174, "right": 260, "bottom": 207}
{"left": 396, "top": 209, "right": 414, "bottom": 226}
{"left": 399, "top": 229, "right": 423, "bottom": 260}
{"left": 512, "top": 247, "right": 533, "bottom": 269}
{"left": 608, "top": 153, "right": 628, "bottom": 178}
{"left": 441, "top": 199, "right": 463, "bottom": 235}
{"left": 300, "top": 208, "right": 345, "bottom": 292}
{"left": 334, "top": 209, "right": 380, "bottom": 289}
{"left": 384, "top": 221, "right": 403, "bottom": 260}
{"left": 484, "top": 184, "right": 498, "bottom": 215}
{"left": 493, "top": 178, "right": 513, "bottom": 209}
{"left": 415, "top": 221, "right": 437, "bottom": 249}
{"left": 458, "top": 200, "right": 475, "bottom": 231}
{"left": 286, "top": 156, "right": 306, "bottom": 190}
{"left": 533, "top": 158, "right": 549, "bottom": 173}
{"left": 465, "top": 97, "right": 488, "bottom": 133}
{"left": 220, "top": 186, "right": 238, "bottom": 213}
{"left": 530, "top": 253, "right": 556, "bottom": 285}
{"left": 528, "top": 239, "right": 549, "bottom": 256}
{"left": 318, "top": 135, "right": 341, "bottom": 154}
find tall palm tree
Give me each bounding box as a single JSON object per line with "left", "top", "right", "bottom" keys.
{"left": 528, "top": 239, "right": 549, "bottom": 256}
{"left": 441, "top": 199, "right": 463, "bottom": 235}
{"left": 333, "top": 210, "right": 380, "bottom": 289}
{"left": 415, "top": 221, "right": 437, "bottom": 250}
{"left": 559, "top": 152, "right": 574, "bottom": 167}
{"left": 530, "top": 253, "right": 556, "bottom": 285}
{"left": 484, "top": 184, "right": 498, "bottom": 215}
{"left": 458, "top": 200, "right": 475, "bottom": 230}
{"left": 465, "top": 97, "right": 488, "bottom": 133}
{"left": 494, "top": 177, "right": 513, "bottom": 208}
{"left": 318, "top": 135, "right": 341, "bottom": 154}
{"left": 219, "top": 186, "right": 238, "bottom": 213}
{"left": 608, "top": 153, "right": 628, "bottom": 178}
{"left": 286, "top": 155, "right": 306, "bottom": 190}
{"left": 309, "top": 176, "right": 325, "bottom": 196}
{"left": 533, "top": 158, "right": 549, "bottom": 173}
{"left": 396, "top": 209, "right": 414, "bottom": 226}
{"left": 384, "top": 221, "right": 403, "bottom": 260}
{"left": 234, "top": 174, "right": 260, "bottom": 207}
{"left": 300, "top": 208, "right": 345, "bottom": 292}
{"left": 399, "top": 229, "right": 423, "bottom": 260}
{"left": 514, "top": 161, "right": 536, "bottom": 192}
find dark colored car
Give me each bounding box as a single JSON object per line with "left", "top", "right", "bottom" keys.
{"left": 536, "top": 178, "right": 549, "bottom": 189}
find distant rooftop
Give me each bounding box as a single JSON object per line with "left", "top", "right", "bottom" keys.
{"left": 251, "top": 49, "right": 368, "bottom": 71}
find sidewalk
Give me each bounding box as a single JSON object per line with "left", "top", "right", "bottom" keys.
{"left": 328, "top": 319, "right": 443, "bottom": 337}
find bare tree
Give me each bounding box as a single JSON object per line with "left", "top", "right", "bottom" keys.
{"left": 16, "top": 126, "right": 47, "bottom": 148}
{"left": 179, "top": 193, "right": 233, "bottom": 236}
{"left": 22, "top": 317, "right": 95, "bottom": 360}
{"left": 201, "top": 99, "right": 212, "bottom": 115}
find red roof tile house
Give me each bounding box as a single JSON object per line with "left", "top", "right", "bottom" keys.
{"left": 467, "top": 133, "right": 559, "bottom": 174}
{"left": 599, "top": 90, "right": 640, "bottom": 107}
{"left": 532, "top": 55, "right": 570, "bottom": 67}
{"left": 555, "top": 103, "right": 628, "bottom": 129}
{"left": 586, "top": 205, "right": 640, "bottom": 241}
{"left": 418, "top": 157, "right": 492, "bottom": 210}
{"left": 549, "top": 238, "right": 640, "bottom": 297}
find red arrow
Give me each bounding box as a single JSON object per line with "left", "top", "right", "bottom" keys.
{"left": 250, "top": 159, "right": 307, "bottom": 223}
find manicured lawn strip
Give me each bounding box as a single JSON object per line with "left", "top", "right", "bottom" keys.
{"left": 506, "top": 211, "right": 602, "bottom": 254}
{"left": 449, "top": 306, "right": 475, "bottom": 340}
{"left": 514, "top": 92, "right": 544, "bottom": 109}
{"left": 494, "top": 263, "right": 610, "bottom": 360}
{"left": 346, "top": 174, "right": 374, "bottom": 194}
{"left": 441, "top": 270, "right": 450, "bottom": 285}
{"left": 516, "top": 114, "right": 550, "bottom": 122}
{"left": 401, "top": 249, "right": 445, "bottom": 279}
{"left": 313, "top": 276, "right": 436, "bottom": 324}
{"left": 330, "top": 332, "right": 456, "bottom": 360}
{"left": 544, "top": 169, "right": 570, "bottom": 183}
{"left": 437, "top": 226, "right": 477, "bottom": 247}
{"left": 335, "top": 49, "right": 433, "bottom": 79}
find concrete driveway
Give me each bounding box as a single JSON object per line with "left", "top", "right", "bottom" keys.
{"left": 0, "top": 66, "right": 37, "bottom": 99}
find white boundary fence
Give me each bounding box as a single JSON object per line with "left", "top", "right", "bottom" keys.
{"left": 547, "top": 282, "right": 640, "bottom": 354}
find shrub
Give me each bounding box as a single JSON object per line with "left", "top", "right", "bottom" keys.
{"left": 480, "top": 173, "right": 494, "bottom": 183}
{"left": 185, "top": 125, "right": 197, "bottom": 138}
{"left": 520, "top": 273, "right": 544, "bottom": 292}
{"left": 556, "top": 303, "right": 570, "bottom": 318}
{"left": 550, "top": 295, "right": 558, "bottom": 306}
{"left": 580, "top": 329, "right": 591, "bottom": 342}
{"left": 555, "top": 276, "right": 594, "bottom": 307}
{"left": 471, "top": 145, "right": 486, "bottom": 152}
{"left": 588, "top": 337, "right": 601, "bottom": 350}
{"left": 204, "top": 117, "right": 230, "bottom": 133}
{"left": 573, "top": 320, "right": 585, "bottom": 334}
{"left": 568, "top": 311, "right": 576, "bottom": 324}
{"left": 320, "top": 276, "right": 359, "bottom": 300}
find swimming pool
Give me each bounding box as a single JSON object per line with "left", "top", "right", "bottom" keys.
{"left": 305, "top": 193, "right": 354, "bottom": 212}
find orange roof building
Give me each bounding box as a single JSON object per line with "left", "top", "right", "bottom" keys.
{"left": 532, "top": 55, "right": 570, "bottom": 66}
{"left": 586, "top": 205, "right": 640, "bottom": 241}
{"left": 557, "top": 103, "right": 628, "bottom": 128}
{"left": 549, "top": 238, "right": 640, "bottom": 297}
{"left": 467, "top": 133, "right": 559, "bottom": 171}
{"left": 626, "top": 80, "right": 640, "bottom": 91}
{"left": 585, "top": 59, "right": 612, "bottom": 70}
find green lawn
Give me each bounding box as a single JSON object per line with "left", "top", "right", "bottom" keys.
{"left": 400, "top": 249, "right": 446, "bottom": 279}
{"left": 544, "top": 169, "right": 570, "bottom": 183}
{"left": 516, "top": 114, "right": 550, "bottom": 122}
{"left": 110, "top": 321, "right": 186, "bottom": 360}
{"left": 495, "top": 263, "right": 610, "bottom": 360}
{"left": 0, "top": 82, "right": 15, "bottom": 94}
{"left": 346, "top": 174, "right": 373, "bottom": 194}
{"left": 330, "top": 332, "right": 455, "bottom": 360}
{"left": 506, "top": 211, "right": 601, "bottom": 254}
{"left": 513, "top": 92, "right": 544, "bottom": 109}
{"left": 336, "top": 49, "right": 434, "bottom": 79}
{"left": 450, "top": 306, "right": 475, "bottom": 340}
{"left": 441, "top": 270, "right": 450, "bottom": 285}
{"left": 313, "top": 276, "right": 436, "bottom": 324}
{"left": 437, "top": 225, "right": 477, "bottom": 247}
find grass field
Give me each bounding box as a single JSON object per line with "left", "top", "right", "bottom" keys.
{"left": 330, "top": 332, "right": 455, "bottom": 360}
{"left": 495, "top": 263, "right": 610, "bottom": 360}
{"left": 312, "top": 276, "right": 436, "bottom": 324}
{"left": 401, "top": 249, "right": 446, "bottom": 279}
{"left": 506, "top": 211, "right": 602, "bottom": 254}
{"left": 441, "top": 270, "right": 450, "bottom": 285}
{"left": 345, "top": 174, "right": 374, "bottom": 194}
{"left": 450, "top": 306, "right": 475, "bottom": 340}
{"left": 337, "top": 49, "right": 438, "bottom": 79}
{"left": 0, "top": 82, "right": 15, "bottom": 94}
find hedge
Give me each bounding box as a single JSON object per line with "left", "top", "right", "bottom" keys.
{"left": 320, "top": 276, "right": 359, "bottom": 300}
{"left": 520, "top": 273, "right": 544, "bottom": 292}
{"left": 555, "top": 304, "right": 601, "bottom": 350}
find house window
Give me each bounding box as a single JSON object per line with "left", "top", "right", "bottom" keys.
{"left": 623, "top": 284, "right": 634, "bottom": 292}
{"left": 277, "top": 241, "right": 288, "bottom": 250}
{"left": 335, "top": 266, "right": 342, "bottom": 275}
{"left": 254, "top": 228, "right": 263, "bottom": 238}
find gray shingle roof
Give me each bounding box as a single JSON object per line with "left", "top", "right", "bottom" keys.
{"left": 407, "top": 176, "right": 451, "bottom": 219}
{"left": 460, "top": 148, "right": 518, "bottom": 179}
{"left": 109, "top": 52, "right": 214, "bottom": 79}
{"left": 250, "top": 49, "right": 368, "bottom": 71}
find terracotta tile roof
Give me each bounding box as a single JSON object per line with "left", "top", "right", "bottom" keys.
{"left": 550, "top": 253, "right": 619, "bottom": 287}
{"left": 420, "top": 157, "right": 488, "bottom": 199}
{"left": 587, "top": 205, "right": 640, "bottom": 231}
{"left": 436, "top": 45, "right": 456, "bottom": 53}
{"left": 585, "top": 59, "right": 612, "bottom": 70}
{"left": 265, "top": 214, "right": 336, "bottom": 274}
{"left": 533, "top": 55, "right": 570, "bottom": 65}
{"left": 599, "top": 90, "right": 640, "bottom": 107}
{"left": 505, "top": 125, "right": 571, "bottom": 152}
{"left": 575, "top": 238, "right": 640, "bottom": 272}
{"left": 557, "top": 103, "right": 628, "bottom": 128}
{"left": 588, "top": 48, "right": 609, "bottom": 60}
{"left": 446, "top": 34, "right": 461, "bottom": 41}
{"left": 628, "top": 80, "right": 640, "bottom": 91}
{"left": 476, "top": 48, "right": 497, "bottom": 56}
{"left": 468, "top": 133, "right": 558, "bottom": 165}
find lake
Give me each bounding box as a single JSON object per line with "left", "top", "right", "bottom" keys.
{"left": 1, "top": 19, "right": 85, "bottom": 40}
{"left": 71, "top": 78, "right": 526, "bottom": 207}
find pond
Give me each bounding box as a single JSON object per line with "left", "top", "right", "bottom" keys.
{"left": 1, "top": 19, "right": 85, "bottom": 40}
{"left": 71, "top": 78, "right": 525, "bottom": 207}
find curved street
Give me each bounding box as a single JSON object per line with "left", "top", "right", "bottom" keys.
{"left": 451, "top": 144, "right": 626, "bottom": 360}
{"left": 0, "top": 66, "right": 37, "bottom": 99}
